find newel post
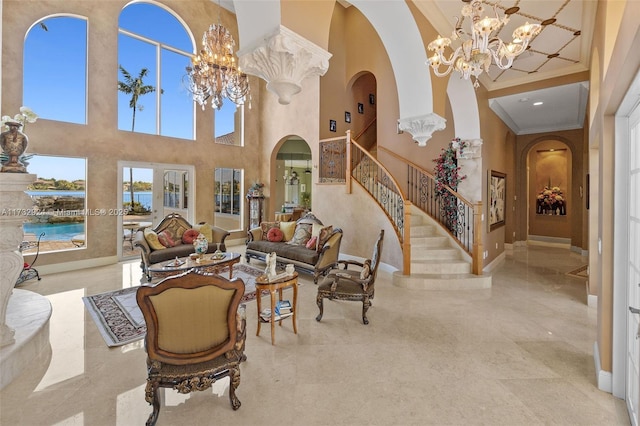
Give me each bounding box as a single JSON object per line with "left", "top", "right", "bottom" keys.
{"left": 472, "top": 202, "right": 483, "bottom": 275}
{"left": 345, "top": 130, "right": 352, "bottom": 194}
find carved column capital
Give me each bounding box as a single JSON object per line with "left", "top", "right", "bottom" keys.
{"left": 238, "top": 25, "right": 332, "bottom": 105}
{"left": 453, "top": 138, "right": 483, "bottom": 159}
{"left": 398, "top": 113, "right": 446, "bottom": 147}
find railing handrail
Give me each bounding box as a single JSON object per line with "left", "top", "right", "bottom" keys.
{"left": 378, "top": 145, "right": 475, "bottom": 207}
{"left": 351, "top": 139, "right": 407, "bottom": 201}
{"left": 378, "top": 145, "right": 483, "bottom": 275}
{"left": 353, "top": 117, "right": 377, "bottom": 142}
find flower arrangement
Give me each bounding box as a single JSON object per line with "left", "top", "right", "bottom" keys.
{"left": 249, "top": 180, "right": 265, "bottom": 195}
{"left": 433, "top": 139, "right": 467, "bottom": 233}
{"left": 536, "top": 184, "right": 566, "bottom": 215}
{"left": 1, "top": 106, "right": 38, "bottom": 132}
{"left": 250, "top": 180, "right": 264, "bottom": 190}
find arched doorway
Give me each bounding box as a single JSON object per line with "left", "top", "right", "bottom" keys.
{"left": 527, "top": 140, "right": 572, "bottom": 246}
{"left": 274, "top": 137, "right": 312, "bottom": 219}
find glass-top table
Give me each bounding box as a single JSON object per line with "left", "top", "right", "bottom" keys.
{"left": 147, "top": 252, "right": 241, "bottom": 280}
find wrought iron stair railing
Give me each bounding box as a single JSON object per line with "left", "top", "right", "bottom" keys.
{"left": 318, "top": 132, "right": 483, "bottom": 275}
{"left": 379, "top": 146, "right": 483, "bottom": 275}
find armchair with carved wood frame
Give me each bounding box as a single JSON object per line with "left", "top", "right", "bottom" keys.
{"left": 315, "top": 229, "right": 384, "bottom": 325}
{"left": 136, "top": 270, "right": 247, "bottom": 426}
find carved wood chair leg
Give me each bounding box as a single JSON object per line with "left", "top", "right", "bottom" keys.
{"left": 228, "top": 367, "right": 242, "bottom": 410}
{"left": 145, "top": 381, "right": 160, "bottom": 426}
{"left": 315, "top": 294, "right": 324, "bottom": 321}
{"left": 362, "top": 296, "right": 371, "bottom": 325}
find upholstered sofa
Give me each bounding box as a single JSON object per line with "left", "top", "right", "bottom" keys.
{"left": 133, "top": 213, "right": 230, "bottom": 281}
{"left": 245, "top": 213, "right": 343, "bottom": 284}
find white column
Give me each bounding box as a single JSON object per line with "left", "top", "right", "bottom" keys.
{"left": 453, "top": 139, "right": 483, "bottom": 203}
{"left": 0, "top": 173, "right": 36, "bottom": 347}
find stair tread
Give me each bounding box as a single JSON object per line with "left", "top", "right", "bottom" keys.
{"left": 398, "top": 272, "right": 489, "bottom": 279}
{"left": 412, "top": 258, "right": 469, "bottom": 264}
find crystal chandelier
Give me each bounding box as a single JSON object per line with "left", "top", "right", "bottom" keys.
{"left": 184, "top": 16, "right": 250, "bottom": 110}
{"left": 427, "top": 0, "right": 541, "bottom": 89}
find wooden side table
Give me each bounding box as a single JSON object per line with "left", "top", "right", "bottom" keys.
{"left": 255, "top": 272, "right": 298, "bottom": 345}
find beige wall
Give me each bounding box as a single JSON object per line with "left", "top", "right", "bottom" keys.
{"left": 1, "top": 0, "right": 264, "bottom": 266}
{"left": 588, "top": 0, "right": 640, "bottom": 374}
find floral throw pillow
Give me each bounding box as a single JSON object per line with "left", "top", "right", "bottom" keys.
{"left": 287, "top": 223, "right": 313, "bottom": 246}
{"left": 163, "top": 220, "right": 188, "bottom": 245}
{"left": 316, "top": 225, "right": 334, "bottom": 252}
{"left": 157, "top": 230, "right": 177, "bottom": 248}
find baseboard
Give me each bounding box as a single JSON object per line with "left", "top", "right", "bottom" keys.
{"left": 527, "top": 235, "right": 571, "bottom": 249}
{"left": 338, "top": 253, "right": 397, "bottom": 274}
{"left": 571, "top": 245, "right": 588, "bottom": 256}
{"left": 34, "top": 256, "right": 118, "bottom": 276}
{"left": 593, "top": 341, "right": 613, "bottom": 393}
{"left": 483, "top": 251, "right": 505, "bottom": 273}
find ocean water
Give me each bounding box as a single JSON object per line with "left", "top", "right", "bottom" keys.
{"left": 27, "top": 191, "right": 153, "bottom": 210}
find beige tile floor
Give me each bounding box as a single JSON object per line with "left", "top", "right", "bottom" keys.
{"left": 1, "top": 245, "right": 631, "bottom": 425}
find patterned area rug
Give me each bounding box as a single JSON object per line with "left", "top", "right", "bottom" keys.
{"left": 83, "top": 264, "right": 264, "bottom": 347}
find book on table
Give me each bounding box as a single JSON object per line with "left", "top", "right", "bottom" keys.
{"left": 260, "top": 300, "right": 292, "bottom": 322}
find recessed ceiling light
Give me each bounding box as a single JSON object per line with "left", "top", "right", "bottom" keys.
{"left": 533, "top": 101, "right": 543, "bottom": 106}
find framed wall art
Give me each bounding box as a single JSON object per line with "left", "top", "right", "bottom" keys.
{"left": 329, "top": 119, "right": 336, "bottom": 132}
{"left": 488, "top": 170, "right": 506, "bottom": 231}
{"left": 345, "top": 111, "right": 351, "bottom": 123}
{"left": 358, "top": 103, "right": 364, "bottom": 114}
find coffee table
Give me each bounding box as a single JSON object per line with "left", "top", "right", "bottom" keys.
{"left": 147, "top": 252, "right": 241, "bottom": 281}
{"left": 255, "top": 271, "right": 298, "bottom": 345}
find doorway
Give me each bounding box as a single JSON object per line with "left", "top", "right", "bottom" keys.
{"left": 612, "top": 69, "right": 640, "bottom": 426}
{"left": 117, "top": 161, "right": 195, "bottom": 260}
{"left": 275, "top": 138, "right": 312, "bottom": 217}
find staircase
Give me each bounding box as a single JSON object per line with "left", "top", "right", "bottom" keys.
{"left": 392, "top": 209, "right": 491, "bottom": 290}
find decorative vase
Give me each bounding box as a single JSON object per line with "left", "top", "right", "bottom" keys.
{"left": 193, "top": 234, "right": 208, "bottom": 259}
{"left": 0, "top": 122, "right": 29, "bottom": 173}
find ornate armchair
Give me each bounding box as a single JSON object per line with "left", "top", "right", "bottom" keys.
{"left": 316, "top": 229, "right": 384, "bottom": 324}
{"left": 136, "top": 270, "right": 247, "bottom": 426}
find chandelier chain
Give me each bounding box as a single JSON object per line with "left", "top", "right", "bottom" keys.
{"left": 184, "top": 2, "right": 250, "bottom": 110}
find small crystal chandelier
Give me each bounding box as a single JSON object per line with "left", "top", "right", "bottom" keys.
{"left": 427, "top": 0, "right": 542, "bottom": 89}
{"left": 184, "top": 7, "right": 250, "bottom": 110}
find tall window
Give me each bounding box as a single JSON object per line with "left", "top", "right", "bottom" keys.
{"left": 24, "top": 16, "right": 87, "bottom": 125}
{"left": 118, "top": 2, "right": 193, "bottom": 139}
{"left": 215, "top": 103, "right": 244, "bottom": 146}
{"left": 215, "top": 168, "right": 242, "bottom": 215}
{"left": 23, "top": 155, "right": 87, "bottom": 253}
